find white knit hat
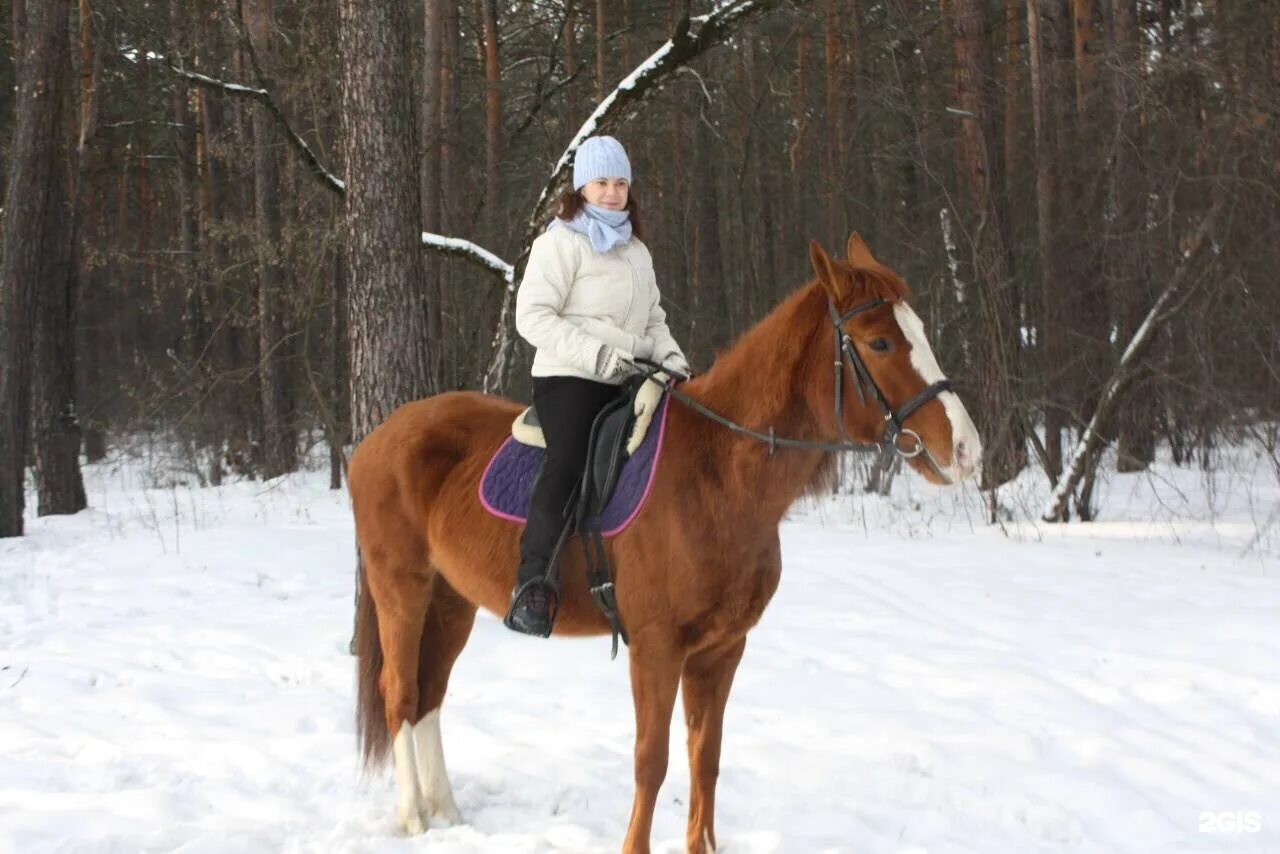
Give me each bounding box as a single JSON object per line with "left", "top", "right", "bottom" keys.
{"left": 572, "top": 136, "right": 632, "bottom": 190}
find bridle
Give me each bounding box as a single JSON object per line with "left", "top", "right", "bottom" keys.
{"left": 826, "top": 296, "right": 952, "bottom": 459}
{"left": 638, "top": 295, "right": 953, "bottom": 462}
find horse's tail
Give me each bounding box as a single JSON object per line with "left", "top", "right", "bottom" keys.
{"left": 354, "top": 554, "right": 390, "bottom": 770}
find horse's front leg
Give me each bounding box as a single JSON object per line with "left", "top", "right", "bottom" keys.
{"left": 622, "top": 631, "right": 685, "bottom": 854}
{"left": 681, "top": 636, "right": 746, "bottom": 853}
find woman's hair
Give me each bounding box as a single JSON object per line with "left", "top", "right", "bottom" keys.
{"left": 555, "top": 188, "right": 644, "bottom": 241}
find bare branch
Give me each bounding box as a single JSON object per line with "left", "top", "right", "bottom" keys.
{"left": 524, "top": 1, "right": 799, "bottom": 249}
{"left": 1042, "top": 204, "right": 1223, "bottom": 523}
{"left": 164, "top": 60, "right": 516, "bottom": 288}
{"left": 485, "top": 0, "right": 805, "bottom": 391}
{"left": 167, "top": 60, "right": 346, "bottom": 195}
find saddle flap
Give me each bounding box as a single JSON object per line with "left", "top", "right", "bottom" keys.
{"left": 581, "top": 389, "right": 638, "bottom": 520}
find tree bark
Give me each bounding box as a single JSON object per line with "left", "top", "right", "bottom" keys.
{"left": 439, "top": 0, "right": 461, "bottom": 387}
{"left": 824, "top": 0, "right": 841, "bottom": 246}
{"left": 1108, "top": 0, "right": 1154, "bottom": 472}
{"left": 12, "top": 0, "right": 25, "bottom": 61}
{"left": 245, "top": 0, "right": 297, "bottom": 478}
{"left": 1, "top": 0, "right": 76, "bottom": 535}
{"left": 34, "top": 0, "right": 87, "bottom": 517}
{"left": 340, "top": 0, "right": 435, "bottom": 443}
{"left": 595, "top": 0, "right": 607, "bottom": 104}
{"left": 421, "top": 0, "right": 445, "bottom": 388}
{"left": 481, "top": 0, "right": 502, "bottom": 235}
{"left": 1071, "top": 0, "right": 1097, "bottom": 116}
{"left": 692, "top": 112, "right": 725, "bottom": 361}
{"left": 1027, "top": 0, "right": 1064, "bottom": 483}
{"left": 563, "top": 1, "right": 578, "bottom": 126}
{"left": 330, "top": 244, "right": 349, "bottom": 490}
{"left": 950, "top": 0, "right": 1026, "bottom": 491}
{"left": 1004, "top": 0, "right": 1021, "bottom": 206}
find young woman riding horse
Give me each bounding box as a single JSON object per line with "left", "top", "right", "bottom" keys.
{"left": 348, "top": 214, "right": 983, "bottom": 849}
{"left": 505, "top": 135, "right": 689, "bottom": 637}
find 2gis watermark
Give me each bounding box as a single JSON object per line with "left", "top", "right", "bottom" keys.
{"left": 1199, "top": 811, "right": 1263, "bottom": 835}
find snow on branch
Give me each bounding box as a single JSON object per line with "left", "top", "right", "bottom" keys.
{"left": 1041, "top": 204, "right": 1222, "bottom": 523}
{"left": 422, "top": 234, "right": 515, "bottom": 284}
{"left": 165, "top": 60, "right": 514, "bottom": 289}
{"left": 487, "top": 0, "right": 801, "bottom": 392}
{"left": 166, "top": 60, "right": 346, "bottom": 195}
{"left": 524, "top": 0, "right": 796, "bottom": 242}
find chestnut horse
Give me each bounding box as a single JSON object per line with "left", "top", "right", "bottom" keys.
{"left": 349, "top": 234, "right": 982, "bottom": 852}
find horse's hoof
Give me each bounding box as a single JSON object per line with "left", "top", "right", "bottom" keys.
{"left": 397, "top": 803, "right": 427, "bottom": 835}
{"left": 428, "top": 800, "right": 464, "bottom": 826}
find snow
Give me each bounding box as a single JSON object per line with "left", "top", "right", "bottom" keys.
{"left": 421, "top": 234, "right": 514, "bottom": 283}
{"left": 1, "top": 441, "right": 1277, "bottom": 852}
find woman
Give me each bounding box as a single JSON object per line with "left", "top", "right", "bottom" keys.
{"left": 505, "top": 135, "right": 690, "bottom": 637}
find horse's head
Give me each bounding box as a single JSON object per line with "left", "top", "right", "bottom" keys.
{"left": 808, "top": 234, "right": 982, "bottom": 484}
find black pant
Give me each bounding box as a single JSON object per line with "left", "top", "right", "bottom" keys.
{"left": 516, "top": 376, "right": 621, "bottom": 587}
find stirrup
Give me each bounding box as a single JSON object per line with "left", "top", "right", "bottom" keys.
{"left": 502, "top": 577, "right": 559, "bottom": 638}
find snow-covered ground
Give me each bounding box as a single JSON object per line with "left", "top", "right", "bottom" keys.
{"left": 1, "top": 442, "right": 1277, "bottom": 853}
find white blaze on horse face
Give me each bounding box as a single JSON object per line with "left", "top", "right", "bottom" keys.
{"left": 392, "top": 721, "right": 426, "bottom": 835}
{"left": 411, "top": 709, "right": 463, "bottom": 824}
{"left": 892, "top": 303, "right": 983, "bottom": 479}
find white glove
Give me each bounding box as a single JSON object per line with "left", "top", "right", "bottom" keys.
{"left": 628, "top": 369, "right": 670, "bottom": 454}
{"left": 658, "top": 351, "right": 691, "bottom": 379}
{"left": 595, "top": 345, "right": 637, "bottom": 380}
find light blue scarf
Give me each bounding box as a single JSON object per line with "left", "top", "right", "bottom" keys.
{"left": 552, "top": 203, "right": 633, "bottom": 253}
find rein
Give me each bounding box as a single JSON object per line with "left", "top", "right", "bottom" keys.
{"left": 634, "top": 295, "right": 953, "bottom": 463}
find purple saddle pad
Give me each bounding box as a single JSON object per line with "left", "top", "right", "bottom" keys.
{"left": 479, "top": 391, "right": 671, "bottom": 537}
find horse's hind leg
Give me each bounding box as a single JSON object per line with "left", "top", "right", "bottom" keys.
{"left": 363, "top": 539, "right": 435, "bottom": 834}
{"left": 410, "top": 574, "right": 477, "bottom": 824}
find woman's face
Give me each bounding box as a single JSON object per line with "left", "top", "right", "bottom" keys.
{"left": 581, "top": 177, "right": 630, "bottom": 211}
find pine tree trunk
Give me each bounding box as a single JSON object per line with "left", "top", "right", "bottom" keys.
{"left": 439, "top": 0, "right": 462, "bottom": 385}
{"left": 12, "top": 1, "right": 26, "bottom": 56}
{"left": 693, "top": 114, "right": 725, "bottom": 358}
{"left": 951, "top": 0, "right": 1026, "bottom": 490}
{"left": 34, "top": 0, "right": 91, "bottom": 517}
{"left": 1004, "top": 0, "right": 1021, "bottom": 208}
{"left": 481, "top": 0, "right": 502, "bottom": 236}
{"left": 1, "top": 0, "right": 75, "bottom": 536}
{"left": 1027, "top": 0, "right": 1064, "bottom": 483}
{"left": 563, "top": 1, "right": 578, "bottom": 126}
{"left": 595, "top": 0, "right": 607, "bottom": 104}
{"left": 246, "top": 0, "right": 297, "bottom": 478}
{"left": 824, "top": 0, "right": 840, "bottom": 247}
{"left": 1109, "top": 0, "right": 1154, "bottom": 472}
{"left": 340, "top": 0, "right": 435, "bottom": 443}
{"left": 421, "top": 0, "right": 445, "bottom": 388}
{"left": 330, "top": 244, "right": 348, "bottom": 490}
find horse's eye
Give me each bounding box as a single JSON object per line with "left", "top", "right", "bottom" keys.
{"left": 869, "top": 338, "right": 892, "bottom": 353}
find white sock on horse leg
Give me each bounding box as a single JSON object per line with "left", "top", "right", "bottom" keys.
{"left": 412, "top": 709, "right": 463, "bottom": 824}
{"left": 392, "top": 721, "right": 426, "bottom": 835}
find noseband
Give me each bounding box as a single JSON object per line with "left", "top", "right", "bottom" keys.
{"left": 638, "top": 296, "right": 953, "bottom": 461}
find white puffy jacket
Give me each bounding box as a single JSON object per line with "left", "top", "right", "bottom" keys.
{"left": 514, "top": 225, "right": 686, "bottom": 385}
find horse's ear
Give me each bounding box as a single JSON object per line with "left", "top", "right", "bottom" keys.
{"left": 846, "top": 232, "right": 878, "bottom": 268}
{"left": 809, "top": 240, "right": 844, "bottom": 298}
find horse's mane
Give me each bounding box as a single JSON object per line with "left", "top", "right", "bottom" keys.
{"left": 703, "top": 260, "right": 912, "bottom": 400}
{"left": 692, "top": 259, "right": 912, "bottom": 498}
